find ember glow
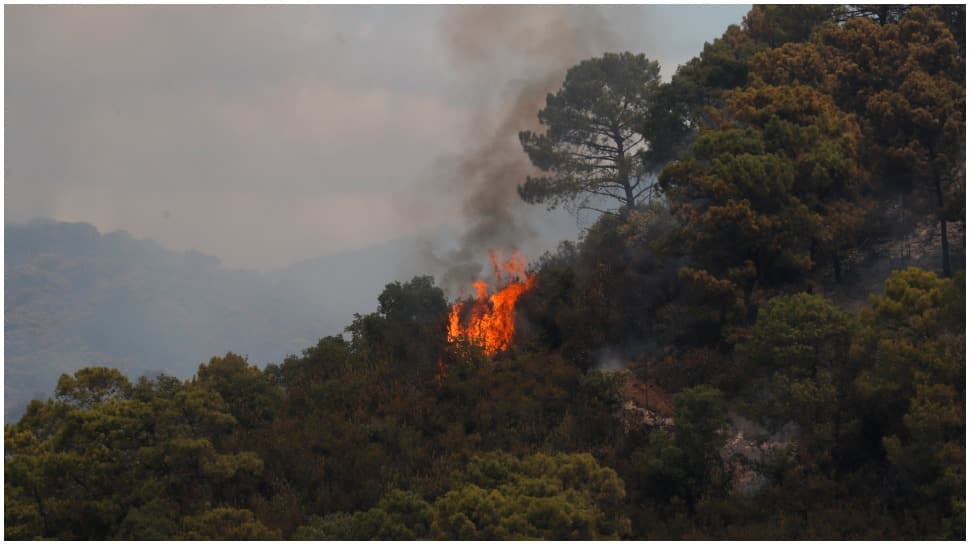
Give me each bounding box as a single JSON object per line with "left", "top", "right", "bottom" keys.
{"left": 446, "top": 250, "right": 535, "bottom": 356}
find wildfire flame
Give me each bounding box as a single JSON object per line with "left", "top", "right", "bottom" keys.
{"left": 446, "top": 250, "right": 535, "bottom": 356}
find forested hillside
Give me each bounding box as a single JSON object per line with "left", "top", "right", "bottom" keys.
{"left": 4, "top": 221, "right": 338, "bottom": 421}
{"left": 5, "top": 221, "right": 468, "bottom": 422}
{"left": 5, "top": 5, "right": 965, "bottom": 540}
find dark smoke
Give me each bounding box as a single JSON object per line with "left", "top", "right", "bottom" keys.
{"left": 420, "top": 6, "right": 620, "bottom": 294}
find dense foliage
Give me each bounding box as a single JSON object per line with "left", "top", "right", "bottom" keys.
{"left": 5, "top": 5, "right": 965, "bottom": 540}
{"left": 519, "top": 52, "right": 662, "bottom": 212}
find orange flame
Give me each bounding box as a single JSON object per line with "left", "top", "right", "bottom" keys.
{"left": 446, "top": 250, "right": 535, "bottom": 356}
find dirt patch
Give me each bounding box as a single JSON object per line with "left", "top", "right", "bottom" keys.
{"left": 621, "top": 375, "right": 675, "bottom": 417}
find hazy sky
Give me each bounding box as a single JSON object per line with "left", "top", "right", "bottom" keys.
{"left": 6, "top": 5, "right": 751, "bottom": 270}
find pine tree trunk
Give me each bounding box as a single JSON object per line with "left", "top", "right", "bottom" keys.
{"left": 623, "top": 183, "right": 635, "bottom": 210}
{"left": 933, "top": 168, "right": 952, "bottom": 277}
{"left": 940, "top": 217, "right": 952, "bottom": 277}
{"left": 615, "top": 132, "right": 635, "bottom": 211}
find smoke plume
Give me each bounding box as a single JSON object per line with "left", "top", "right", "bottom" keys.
{"left": 421, "top": 6, "right": 619, "bottom": 294}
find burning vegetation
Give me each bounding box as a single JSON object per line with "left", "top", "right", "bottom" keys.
{"left": 5, "top": 6, "right": 965, "bottom": 541}
{"left": 446, "top": 250, "right": 535, "bottom": 356}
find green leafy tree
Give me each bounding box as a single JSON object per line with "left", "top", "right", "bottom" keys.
{"left": 293, "top": 452, "right": 630, "bottom": 540}
{"left": 178, "top": 507, "right": 281, "bottom": 540}
{"left": 519, "top": 52, "right": 662, "bottom": 212}
{"left": 430, "top": 452, "right": 630, "bottom": 540}
{"left": 736, "top": 294, "right": 857, "bottom": 449}
{"left": 268, "top": 335, "right": 353, "bottom": 414}
{"left": 672, "top": 386, "right": 729, "bottom": 506}
{"left": 195, "top": 352, "right": 282, "bottom": 429}
{"left": 742, "top": 5, "right": 839, "bottom": 48}
{"left": 660, "top": 82, "right": 869, "bottom": 342}
{"left": 643, "top": 5, "right": 838, "bottom": 170}
{"left": 852, "top": 269, "right": 964, "bottom": 418}
{"left": 6, "top": 380, "right": 154, "bottom": 539}
{"left": 851, "top": 268, "right": 965, "bottom": 537}
{"left": 114, "top": 497, "right": 180, "bottom": 539}
{"left": 294, "top": 490, "right": 432, "bottom": 540}
{"left": 754, "top": 8, "right": 965, "bottom": 276}
{"left": 5, "top": 371, "right": 268, "bottom": 540}
{"left": 519, "top": 204, "right": 678, "bottom": 368}
{"left": 54, "top": 367, "right": 132, "bottom": 409}
{"left": 643, "top": 23, "right": 763, "bottom": 171}
{"left": 346, "top": 275, "right": 448, "bottom": 374}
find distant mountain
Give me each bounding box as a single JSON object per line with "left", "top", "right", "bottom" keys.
{"left": 4, "top": 219, "right": 578, "bottom": 421}
{"left": 4, "top": 221, "right": 349, "bottom": 421}
{"left": 268, "top": 236, "right": 433, "bottom": 325}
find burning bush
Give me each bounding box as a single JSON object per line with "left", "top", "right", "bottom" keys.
{"left": 446, "top": 250, "right": 535, "bottom": 356}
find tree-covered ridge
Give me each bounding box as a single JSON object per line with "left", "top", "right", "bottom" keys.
{"left": 4, "top": 220, "right": 338, "bottom": 422}
{"left": 5, "top": 5, "right": 965, "bottom": 540}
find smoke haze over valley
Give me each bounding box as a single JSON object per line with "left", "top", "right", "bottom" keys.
{"left": 7, "top": 5, "right": 749, "bottom": 268}
{"left": 5, "top": 5, "right": 751, "bottom": 418}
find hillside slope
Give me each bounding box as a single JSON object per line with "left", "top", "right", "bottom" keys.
{"left": 5, "top": 221, "right": 341, "bottom": 420}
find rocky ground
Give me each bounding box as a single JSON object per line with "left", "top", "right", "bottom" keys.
{"left": 618, "top": 369, "right": 800, "bottom": 495}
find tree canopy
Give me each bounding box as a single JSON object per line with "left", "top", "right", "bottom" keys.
{"left": 519, "top": 52, "right": 662, "bottom": 213}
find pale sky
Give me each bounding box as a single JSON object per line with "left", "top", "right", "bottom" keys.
{"left": 6, "top": 5, "right": 751, "bottom": 270}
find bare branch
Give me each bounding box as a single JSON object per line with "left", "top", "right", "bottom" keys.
{"left": 579, "top": 204, "right": 622, "bottom": 216}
